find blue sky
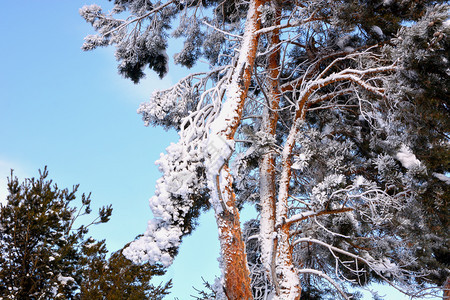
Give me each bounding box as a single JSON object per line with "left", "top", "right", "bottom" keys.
{"left": 0, "top": 1, "right": 439, "bottom": 299}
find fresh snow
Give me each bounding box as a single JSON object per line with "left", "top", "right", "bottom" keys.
{"left": 123, "top": 219, "right": 183, "bottom": 266}
{"left": 80, "top": 1, "right": 449, "bottom": 298}
{"left": 372, "top": 25, "right": 384, "bottom": 37}
{"left": 395, "top": 145, "right": 421, "bottom": 169}
{"left": 354, "top": 175, "right": 366, "bottom": 187}
{"left": 57, "top": 274, "right": 74, "bottom": 285}
{"left": 433, "top": 172, "right": 450, "bottom": 184}
{"left": 443, "top": 19, "right": 450, "bottom": 28}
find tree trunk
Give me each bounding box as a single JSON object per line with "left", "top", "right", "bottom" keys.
{"left": 207, "top": 1, "right": 265, "bottom": 299}
{"left": 274, "top": 115, "right": 306, "bottom": 300}
{"left": 215, "top": 166, "right": 254, "bottom": 300}
{"left": 259, "top": 0, "right": 281, "bottom": 291}
{"left": 273, "top": 75, "right": 316, "bottom": 299}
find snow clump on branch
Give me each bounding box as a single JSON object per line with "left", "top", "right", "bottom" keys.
{"left": 124, "top": 139, "right": 209, "bottom": 266}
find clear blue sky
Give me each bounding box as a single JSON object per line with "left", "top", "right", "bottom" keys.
{"left": 0, "top": 1, "right": 438, "bottom": 299}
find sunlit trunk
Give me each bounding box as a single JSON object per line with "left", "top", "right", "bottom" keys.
{"left": 215, "top": 165, "right": 254, "bottom": 299}
{"left": 207, "top": 0, "right": 265, "bottom": 298}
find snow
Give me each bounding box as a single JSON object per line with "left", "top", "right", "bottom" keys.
{"left": 433, "top": 172, "right": 450, "bottom": 184}
{"left": 443, "top": 19, "right": 450, "bottom": 28}
{"left": 372, "top": 258, "right": 399, "bottom": 277}
{"left": 286, "top": 211, "right": 316, "bottom": 224}
{"left": 83, "top": 0, "right": 445, "bottom": 297}
{"left": 354, "top": 175, "right": 366, "bottom": 187}
{"left": 372, "top": 26, "right": 384, "bottom": 37}
{"left": 79, "top": 5, "right": 102, "bottom": 23}
{"left": 160, "top": 49, "right": 169, "bottom": 78}
{"left": 292, "top": 150, "right": 311, "bottom": 171}
{"left": 257, "top": 3, "right": 276, "bottom": 25}
{"left": 123, "top": 219, "right": 183, "bottom": 266}
{"left": 126, "top": 0, "right": 264, "bottom": 269}
{"left": 204, "top": 0, "right": 260, "bottom": 215}
{"left": 57, "top": 274, "right": 74, "bottom": 285}
{"left": 259, "top": 156, "right": 276, "bottom": 282}
{"left": 206, "top": 134, "right": 235, "bottom": 176}
{"left": 123, "top": 137, "right": 203, "bottom": 266}
{"left": 395, "top": 145, "right": 421, "bottom": 169}
{"left": 51, "top": 286, "right": 58, "bottom": 297}
{"left": 84, "top": 242, "right": 97, "bottom": 248}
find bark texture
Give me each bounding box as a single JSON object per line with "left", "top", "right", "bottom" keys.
{"left": 216, "top": 166, "right": 253, "bottom": 300}
{"left": 209, "top": 1, "right": 265, "bottom": 298}
{"left": 259, "top": 0, "right": 281, "bottom": 291}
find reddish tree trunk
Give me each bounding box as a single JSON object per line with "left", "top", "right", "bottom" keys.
{"left": 209, "top": 0, "right": 265, "bottom": 299}
{"left": 216, "top": 166, "right": 253, "bottom": 300}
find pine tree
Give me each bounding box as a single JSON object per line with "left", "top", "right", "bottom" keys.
{"left": 81, "top": 1, "right": 449, "bottom": 299}
{"left": 0, "top": 167, "right": 112, "bottom": 299}
{"left": 0, "top": 167, "right": 171, "bottom": 299}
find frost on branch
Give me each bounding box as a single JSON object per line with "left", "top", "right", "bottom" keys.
{"left": 131, "top": 58, "right": 232, "bottom": 266}
{"left": 124, "top": 139, "right": 209, "bottom": 266}
{"left": 137, "top": 69, "right": 224, "bottom": 129}
{"left": 123, "top": 219, "right": 182, "bottom": 266}
{"left": 80, "top": 1, "right": 174, "bottom": 82}
{"left": 278, "top": 90, "right": 447, "bottom": 297}
{"left": 172, "top": 16, "right": 203, "bottom": 68}
{"left": 138, "top": 82, "right": 198, "bottom": 129}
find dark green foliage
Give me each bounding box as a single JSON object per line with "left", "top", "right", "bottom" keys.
{"left": 80, "top": 2, "right": 172, "bottom": 83}
{"left": 172, "top": 18, "right": 204, "bottom": 69}
{"left": 383, "top": 5, "right": 450, "bottom": 286}
{"left": 0, "top": 167, "right": 111, "bottom": 299}
{"left": 117, "top": 40, "right": 169, "bottom": 83}
{"left": 80, "top": 0, "right": 252, "bottom": 83}
{"left": 334, "top": 0, "right": 448, "bottom": 41}
{"left": 0, "top": 167, "right": 170, "bottom": 299}
{"left": 80, "top": 239, "right": 172, "bottom": 300}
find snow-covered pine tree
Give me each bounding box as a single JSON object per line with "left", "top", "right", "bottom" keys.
{"left": 81, "top": 0, "right": 449, "bottom": 299}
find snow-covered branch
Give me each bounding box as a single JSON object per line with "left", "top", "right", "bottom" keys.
{"left": 297, "top": 269, "right": 350, "bottom": 300}
{"left": 293, "top": 237, "right": 411, "bottom": 296}
{"left": 285, "top": 208, "right": 354, "bottom": 226}
{"left": 102, "top": 0, "right": 176, "bottom": 36}
{"left": 256, "top": 10, "right": 323, "bottom": 35}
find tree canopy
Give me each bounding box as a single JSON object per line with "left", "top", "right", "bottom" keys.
{"left": 81, "top": 0, "right": 449, "bottom": 299}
